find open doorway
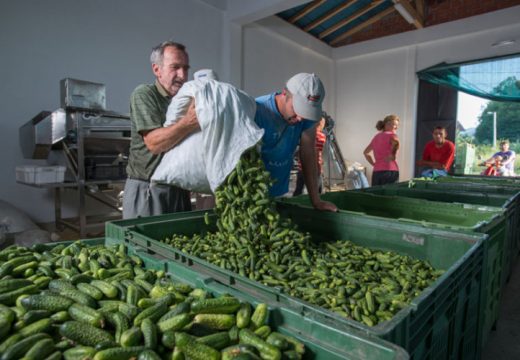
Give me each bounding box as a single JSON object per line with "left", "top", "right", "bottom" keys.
{"left": 416, "top": 53, "right": 520, "bottom": 177}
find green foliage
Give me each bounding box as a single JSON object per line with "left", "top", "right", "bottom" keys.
{"left": 474, "top": 76, "right": 520, "bottom": 144}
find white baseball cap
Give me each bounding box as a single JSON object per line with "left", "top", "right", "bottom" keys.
{"left": 286, "top": 73, "right": 325, "bottom": 121}
{"left": 194, "top": 69, "right": 218, "bottom": 81}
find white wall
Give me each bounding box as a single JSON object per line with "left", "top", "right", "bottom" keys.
{"left": 0, "top": 0, "right": 223, "bottom": 223}
{"left": 242, "top": 18, "right": 334, "bottom": 113}
{"left": 335, "top": 47, "right": 417, "bottom": 181}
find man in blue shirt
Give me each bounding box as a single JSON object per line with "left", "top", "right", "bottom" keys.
{"left": 255, "top": 73, "right": 337, "bottom": 212}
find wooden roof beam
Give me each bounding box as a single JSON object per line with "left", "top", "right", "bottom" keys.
{"left": 303, "top": 0, "right": 358, "bottom": 32}
{"left": 319, "top": 0, "right": 384, "bottom": 39}
{"left": 288, "top": 0, "right": 327, "bottom": 24}
{"left": 394, "top": 0, "right": 424, "bottom": 29}
{"left": 415, "top": 0, "right": 425, "bottom": 19}
{"left": 330, "top": 6, "right": 396, "bottom": 46}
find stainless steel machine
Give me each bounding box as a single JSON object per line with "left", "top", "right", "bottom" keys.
{"left": 19, "top": 78, "right": 131, "bottom": 237}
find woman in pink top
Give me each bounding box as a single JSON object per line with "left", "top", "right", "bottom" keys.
{"left": 363, "top": 115, "right": 400, "bottom": 186}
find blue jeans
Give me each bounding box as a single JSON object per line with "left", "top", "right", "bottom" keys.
{"left": 420, "top": 169, "right": 448, "bottom": 178}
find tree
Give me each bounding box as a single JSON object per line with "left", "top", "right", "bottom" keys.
{"left": 474, "top": 77, "right": 520, "bottom": 144}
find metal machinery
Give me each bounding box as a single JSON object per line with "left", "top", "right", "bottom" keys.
{"left": 321, "top": 112, "right": 348, "bottom": 191}
{"left": 19, "top": 79, "right": 130, "bottom": 237}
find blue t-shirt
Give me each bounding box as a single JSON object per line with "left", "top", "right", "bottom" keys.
{"left": 255, "top": 93, "right": 315, "bottom": 196}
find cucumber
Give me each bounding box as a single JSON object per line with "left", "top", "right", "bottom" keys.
{"left": 76, "top": 282, "right": 104, "bottom": 300}
{"left": 59, "top": 321, "right": 115, "bottom": 347}
{"left": 21, "top": 294, "right": 74, "bottom": 312}
{"left": 0, "top": 334, "right": 23, "bottom": 354}
{"left": 90, "top": 280, "right": 118, "bottom": 299}
{"left": 161, "top": 330, "right": 176, "bottom": 349}
{"left": 197, "top": 331, "right": 231, "bottom": 350}
{"left": 61, "top": 288, "right": 97, "bottom": 308}
{"left": 0, "top": 279, "right": 33, "bottom": 294}
{"left": 254, "top": 325, "right": 271, "bottom": 339}
{"left": 104, "top": 311, "right": 129, "bottom": 343}
{"left": 24, "top": 338, "right": 55, "bottom": 360}
{"left": 239, "top": 328, "right": 281, "bottom": 360}
{"left": 141, "top": 318, "right": 157, "bottom": 349}
{"left": 70, "top": 273, "right": 93, "bottom": 285}
{"left": 93, "top": 346, "right": 146, "bottom": 360}
{"left": 138, "top": 349, "right": 162, "bottom": 360}
{"left": 126, "top": 285, "right": 139, "bottom": 306}
{"left": 19, "top": 318, "right": 53, "bottom": 336}
{"left": 157, "top": 313, "right": 193, "bottom": 333}
{"left": 158, "top": 301, "right": 190, "bottom": 323}
{"left": 21, "top": 310, "right": 51, "bottom": 326}
{"left": 48, "top": 279, "right": 76, "bottom": 292}
{"left": 120, "top": 326, "right": 142, "bottom": 347}
{"left": 119, "top": 303, "right": 140, "bottom": 321}
{"left": 191, "top": 297, "right": 241, "bottom": 314}
{"left": 250, "top": 304, "right": 268, "bottom": 330}
{"left": 133, "top": 301, "right": 168, "bottom": 327}
{"left": 68, "top": 303, "right": 105, "bottom": 328}
{"left": 193, "top": 314, "right": 236, "bottom": 330}
{"left": 43, "top": 351, "right": 62, "bottom": 360}
{"left": 236, "top": 303, "right": 252, "bottom": 329}
{"left": 221, "top": 344, "right": 261, "bottom": 360}
{"left": 1, "top": 333, "right": 50, "bottom": 360}
{"left": 50, "top": 310, "right": 70, "bottom": 323}
{"left": 265, "top": 332, "right": 288, "bottom": 350}
{"left": 62, "top": 346, "right": 96, "bottom": 360}
{"left": 175, "top": 332, "right": 220, "bottom": 360}
{"left": 0, "top": 285, "right": 38, "bottom": 305}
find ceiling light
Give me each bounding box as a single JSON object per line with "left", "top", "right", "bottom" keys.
{"left": 393, "top": 1, "right": 414, "bottom": 24}
{"left": 491, "top": 40, "right": 516, "bottom": 48}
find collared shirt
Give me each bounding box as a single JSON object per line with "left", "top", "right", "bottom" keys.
{"left": 126, "top": 81, "right": 172, "bottom": 180}
{"left": 255, "top": 92, "right": 315, "bottom": 196}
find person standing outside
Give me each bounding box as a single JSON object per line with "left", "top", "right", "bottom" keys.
{"left": 416, "top": 126, "right": 455, "bottom": 177}
{"left": 123, "top": 41, "right": 200, "bottom": 219}
{"left": 254, "top": 73, "right": 337, "bottom": 212}
{"left": 363, "top": 115, "right": 400, "bottom": 186}
{"left": 293, "top": 117, "right": 326, "bottom": 196}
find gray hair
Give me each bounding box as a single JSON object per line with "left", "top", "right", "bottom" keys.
{"left": 150, "top": 41, "right": 187, "bottom": 66}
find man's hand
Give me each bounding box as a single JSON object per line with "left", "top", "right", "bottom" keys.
{"left": 312, "top": 199, "right": 338, "bottom": 212}
{"left": 180, "top": 101, "right": 201, "bottom": 132}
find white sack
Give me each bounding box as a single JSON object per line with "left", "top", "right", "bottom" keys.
{"left": 151, "top": 80, "right": 264, "bottom": 193}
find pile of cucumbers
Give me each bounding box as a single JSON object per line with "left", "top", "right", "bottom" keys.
{"left": 0, "top": 241, "right": 305, "bottom": 360}
{"left": 163, "top": 148, "right": 443, "bottom": 327}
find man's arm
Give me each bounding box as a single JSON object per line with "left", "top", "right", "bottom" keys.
{"left": 142, "top": 102, "right": 200, "bottom": 154}
{"left": 300, "top": 127, "right": 337, "bottom": 212}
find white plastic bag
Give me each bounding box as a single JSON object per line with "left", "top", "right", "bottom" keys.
{"left": 151, "top": 80, "right": 264, "bottom": 193}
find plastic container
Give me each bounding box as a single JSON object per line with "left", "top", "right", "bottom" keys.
{"left": 281, "top": 191, "right": 507, "bottom": 354}
{"left": 106, "top": 207, "right": 486, "bottom": 359}
{"left": 15, "top": 165, "right": 66, "bottom": 184}
{"left": 403, "top": 178, "right": 520, "bottom": 272}
{"left": 357, "top": 184, "right": 518, "bottom": 287}
{"left": 46, "top": 237, "right": 409, "bottom": 360}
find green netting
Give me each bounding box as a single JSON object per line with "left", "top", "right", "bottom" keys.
{"left": 417, "top": 53, "right": 520, "bottom": 102}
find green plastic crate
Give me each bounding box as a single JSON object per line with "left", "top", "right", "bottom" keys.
{"left": 106, "top": 207, "right": 486, "bottom": 360}
{"left": 46, "top": 237, "right": 409, "bottom": 360}
{"left": 281, "top": 191, "right": 507, "bottom": 355}
{"left": 404, "top": 178, "right": 520, "bottom": 272}
{"left": 357, "top": 185, "right": 518, "bottom": 287}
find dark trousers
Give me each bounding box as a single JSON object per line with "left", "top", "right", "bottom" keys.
{"left": 371, "top": 171, "right": 399, "bottom": 186}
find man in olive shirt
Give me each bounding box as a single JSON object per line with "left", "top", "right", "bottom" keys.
{"left": 123, "top": 41, "right": 200, "bottom": 219}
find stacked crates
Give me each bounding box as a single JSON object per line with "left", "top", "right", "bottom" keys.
{"left": 106, "top": 207, "right": 486, "bottom": 359}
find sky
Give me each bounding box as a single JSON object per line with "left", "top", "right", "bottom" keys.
{"left": 457, "top": 92, "right": 489, "bottom": 129}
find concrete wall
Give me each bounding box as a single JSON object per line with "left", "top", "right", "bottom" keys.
{"left": 0, "top": 0, "right": 224, "bottom": 223}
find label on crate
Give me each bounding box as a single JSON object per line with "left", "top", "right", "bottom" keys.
{"left": 402, "top": 233, "right": 425, "bottom": 246}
